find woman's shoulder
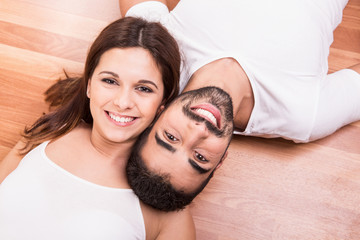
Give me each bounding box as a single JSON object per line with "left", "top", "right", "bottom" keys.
{"left": 141, "top": 202, "right": 196, "bottom": 240}
{"left": 47, "top": 123, "right": 91, "bottom": 157}
{"left": 49, "top": 122, "right": 90, "bottom": 144}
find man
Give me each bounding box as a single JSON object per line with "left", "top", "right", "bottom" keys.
{"left": 120, "top": 0, "right": 360, "bottom": 143}
{"left": 127, "top": 86, "right": 234, "bottom": 211}
{"left": 121, "top": 0, "right": 360, "bottom": 211}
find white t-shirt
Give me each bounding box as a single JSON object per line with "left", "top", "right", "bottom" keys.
{"left": 0, "top": 141, "right": 146, "bottom": 240}
{"left": 127, "top": 0, "right": 360, "bottom": 142}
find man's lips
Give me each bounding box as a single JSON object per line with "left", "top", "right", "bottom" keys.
{"left": 191, "top": 104, "right": 221, "bottom": 129}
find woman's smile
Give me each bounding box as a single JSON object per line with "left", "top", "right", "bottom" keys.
{"left": 105, "top": 111, "right": 138, "bottom": 127}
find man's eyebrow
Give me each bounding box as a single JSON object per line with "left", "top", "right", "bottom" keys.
{"left": 188, "top": 159, "right": 211, "bottom": 174}
{"left": 155, "top": 132, "right": 176, "bottom": 153}
{"left": 155, "top": 132, "right": 210, "bottom": 174}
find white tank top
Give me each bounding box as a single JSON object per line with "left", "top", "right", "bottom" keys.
{"left": 0, "top": 141, "right": 146, "bottom": 240}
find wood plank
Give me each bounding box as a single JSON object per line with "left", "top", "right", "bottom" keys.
{"left": 18, "top": 0, "right": 120, "bottom": 22}
{"left": 0, "top": 43, "right": 83, "bottom": 79}
{"left": 0, "top": 0, "right": 109, "bottom": 41}
{"left": 0, "top": 21, "right": 90, "bottom": 62}
{"left": 0, "top": 43, "right": 83, "bottom": 155}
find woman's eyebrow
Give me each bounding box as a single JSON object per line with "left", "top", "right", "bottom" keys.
{"left": 99, "top": 71, "right": 119, "bottom": 78}
{"left": 99, "top": 71, "right": 158, "bottom": 89}
{"left": 138, "top": 80, "right": 159, "bottom": 89}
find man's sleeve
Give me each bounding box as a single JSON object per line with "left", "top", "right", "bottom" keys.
{"left": 309, "top": 69, "right": 360, "bottom": 141}
{"left": 126, "top": 1, "right": 169, "bottom": 22}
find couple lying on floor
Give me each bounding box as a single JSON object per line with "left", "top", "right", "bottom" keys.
{"left": 1, "top": 0, "right": 359, "bottom": 239}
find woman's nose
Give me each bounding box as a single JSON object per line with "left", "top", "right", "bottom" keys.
{"left": 113, "top": 88, "right": 135, "bottom": 110}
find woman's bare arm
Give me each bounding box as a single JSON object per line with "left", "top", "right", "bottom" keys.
{"left": 0, "top": 140, "right": 25, "bottom": 183}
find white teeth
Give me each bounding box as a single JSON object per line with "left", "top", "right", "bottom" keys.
{"left": 109, "top": 112, "right": 134, "bottom": 123}
{"left": 195, "top": 108, "right": 217, "bottom": 127}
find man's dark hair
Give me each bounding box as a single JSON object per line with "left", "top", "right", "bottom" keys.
{"left": 126, "top": 126, "right": 215, "bottom": 212}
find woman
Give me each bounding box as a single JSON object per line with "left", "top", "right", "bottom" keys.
{"left": 0, "top": 17, "right": 195, "bottom": 239}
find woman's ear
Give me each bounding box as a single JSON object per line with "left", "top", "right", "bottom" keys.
{"left": 87, "top": 79, "right": 91, "bottom": 98}
{"left": 157, "top": 105, "right": 165, "bottom": 115}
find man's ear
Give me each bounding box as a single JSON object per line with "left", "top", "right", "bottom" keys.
{"left": 215, "top": 151, "right": 228, "bottom": 170}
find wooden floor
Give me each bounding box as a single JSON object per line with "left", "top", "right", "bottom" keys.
{"left": 1, "top": 0, "right": 360, "bottom": 239}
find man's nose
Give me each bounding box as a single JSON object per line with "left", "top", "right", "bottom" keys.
{"left": 113, "top": 87, "right": 135, "bottom": 110}
{"left": 187, "top": 120, "right": 210, "bottom": 139}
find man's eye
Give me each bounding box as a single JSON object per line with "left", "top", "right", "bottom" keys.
{"left": 136, "top": 86, "right": 153, "bottom": 93}
{"left": 101, "top": 78, "right": 117, "bottom": 85}
{"left": 195, "top": 152, "right": 207, "bottom": 162}
{"left": 165, "top": 132, "right": 178, "bottom": 142}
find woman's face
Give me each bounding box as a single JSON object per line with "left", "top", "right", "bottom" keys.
{"left": 87, "top": 47, "right": 164, "bottom": 144}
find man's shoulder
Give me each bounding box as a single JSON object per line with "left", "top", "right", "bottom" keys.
{"left": 141, "top": 202, "right": 195, "bottom": 239}
{"left": 125, "top": 1, "right": 170, "bottom": 22}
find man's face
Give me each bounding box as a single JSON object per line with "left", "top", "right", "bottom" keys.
{"left": 140, "top": 87, "right": 234, "bottom": 193}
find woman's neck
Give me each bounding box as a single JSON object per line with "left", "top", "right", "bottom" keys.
{"left": 46, "top": 123, "right": 133, "bottom": 188}
{"left": 89, "top": 128, "right": 134, "bottom": 163}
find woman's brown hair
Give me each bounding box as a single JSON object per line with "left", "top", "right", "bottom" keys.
{"left": 21, "top": 17, "right": 180, "bottom": 153}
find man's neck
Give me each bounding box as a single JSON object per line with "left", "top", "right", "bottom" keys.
{"left": 183, "top": 58, "right": 254, "bottom": 131}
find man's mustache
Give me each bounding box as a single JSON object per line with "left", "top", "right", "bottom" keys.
{"left": 182, "top": 104, "right": 224, "bottom": 137}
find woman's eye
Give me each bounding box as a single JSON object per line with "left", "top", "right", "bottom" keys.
{"left": 195, "top": 152, "right": 207, "bottom": 162}
{"left": 165, "top": 132, "right": 178, "bottom": 142}
{"left": 102, "top": 78, "right": 117, "bottom": 85}
{"left": 136, "top": 86, "right": 153, "bottom": 93}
